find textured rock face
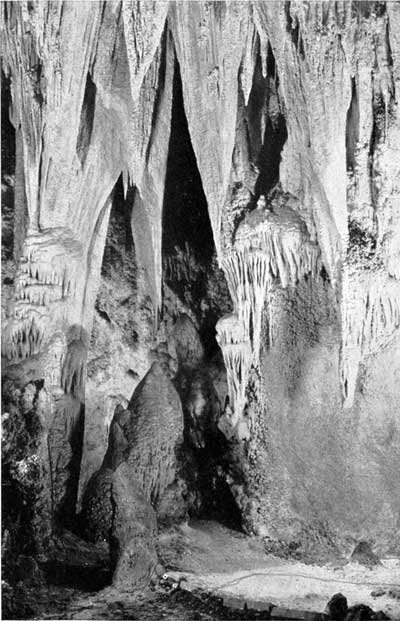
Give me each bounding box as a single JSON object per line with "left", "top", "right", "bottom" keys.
{"left": 81, "top": 363, "right": 183, "bottom": 583}
{"left": 103, "top": 361, "right": 184, "bottom": 511}
{"left": 1, "top": 0, "right": 400, "bottom": 562}
{"left": 81, "top": 463, "right": 158, "bottom": 589}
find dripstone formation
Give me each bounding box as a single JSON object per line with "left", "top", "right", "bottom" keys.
{"left": 1, "top": 0, "right": 400, "bottom": 594}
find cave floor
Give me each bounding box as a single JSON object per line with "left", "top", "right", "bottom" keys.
{"left": 26, "top": 521, "right": 400, "bottom": 620}
{"left": 159, "top": 521, "right": 400, "bottom": 619}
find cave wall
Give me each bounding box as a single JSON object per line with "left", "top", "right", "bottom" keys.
{"left": 1, "top": 0, "right": 400, "bottom": 556}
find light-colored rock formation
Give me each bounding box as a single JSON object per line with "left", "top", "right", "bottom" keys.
{"left": 102, "top": 362, "right": 184, "bottom": 510}
{"left": 1, "top": 0, "right": 400, "bottom": 566}
{"left": 81, "top": 362, "right": 184, "bottom": 582}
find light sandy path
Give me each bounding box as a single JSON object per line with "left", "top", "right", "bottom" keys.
{"left": 161, "top": 521, "right": 400, "bottom": 618}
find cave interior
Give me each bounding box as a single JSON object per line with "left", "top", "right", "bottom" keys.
{"left": 1, "top": 1, "right": 400, "bottom": 620}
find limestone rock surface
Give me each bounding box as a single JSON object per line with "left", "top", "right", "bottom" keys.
{"left": 81, "top": 463, "right": 158, "bottom": 590}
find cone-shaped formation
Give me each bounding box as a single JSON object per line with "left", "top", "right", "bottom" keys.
{"left": 103, "top": 362, "right": 183, "bottom": 506}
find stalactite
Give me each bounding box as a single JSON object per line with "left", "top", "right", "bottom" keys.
{"left": 216, "top": 314, "right": 252, "bottom": 430}
{"left": 217, "top": 195, "right": 322, "bottom": 433}
{"left": 2, "top": 228, "right": 83, "bottom": 362}
{"left": 61, "top": 327, "right": 89, "bottom": 397}
{"left": 341, "top": 269, "right": 400, "bottom": 408}
{"left": 2, "top": 316, "right": 46, "bottom": 361}
{"left": 169, "top": 1, "right": 252, "bottom": 258}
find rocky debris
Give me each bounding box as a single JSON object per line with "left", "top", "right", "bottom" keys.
{"left": 371, "top": 590, "right": 386, "bottom": 598}
{"left": 325, "top": 593, "right": 349, "bottom": 619}
{"left": 345, "top": 604, "right": 389, "bottom": 620}
{"left": 165, "top": 584, "right": 392, "bottom": 621}
{"left": 350, "top": 543, "right": 382, "bottom": 568}
{"left": 371, "top": 588, "right": 400, "bottom": 601}
{"left": 324, "top": 593, "right": 391, "bottom": 621}
{"left": 388, "top": 589, "right": 400, "bottom": 601}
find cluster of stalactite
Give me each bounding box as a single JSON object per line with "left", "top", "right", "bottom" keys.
{"left": 217, "top": 199, "right": 321, "bottom": 436}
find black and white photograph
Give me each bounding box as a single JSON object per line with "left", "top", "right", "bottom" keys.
{"left": 1, "top": 1, "right": 400, "bottom": 619}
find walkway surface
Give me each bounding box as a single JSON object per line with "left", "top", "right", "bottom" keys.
{"left": 161, "top": 521, "right": 400, "bottom": 618}
{"left": 37, "top": 520, "right": 400, "bottom": 619}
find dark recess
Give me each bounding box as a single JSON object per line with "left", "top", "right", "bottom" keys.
{"left": 101, "top": 175, "right": 136, "bottom": 282}
{"left": 162, "top": 59, "right": 225, "bottom": 358}
{"left": 162, "top": 60, "right": 214, "bottom": 262}
{"left": 346, "top": 77, "right": 360, "bottom": 172}
{"left": 246, "top": 42, "right": 287, "bottom": 199}
{"left": 1, "top": 72, "right": 15, "bottom": 174}
{"left": 76, "top": 72, "right": 96, "bottom": 167}
{"left": 352, "top": 1, "right": 386, "bottom": 19}
{"left": 284, "top": 2, "right": 305, "bottom": 58}
{"left": 1, "top": 71, "right": 16, "bottom": 262}
{"left": 162, "top": 60, "right": 241, "bottom": 530}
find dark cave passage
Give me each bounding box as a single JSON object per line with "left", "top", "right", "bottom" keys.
{"left": 162, "top": 59, "right": 231, "bottom": 359}
{"left": 162, "top": 61, "right": 214, "bottom": 263}
{"left": 346, "top": 77, "right": 360, "bottom": 172}
{"left": 245, "top": 42, "right": 288, "bottom": 199}
{"left": 1, "top": 71, "right": 15, "bottom": 264}
{"left": 76, "top": 72, "right": 96, "bottom": 167}
{"left": 162, "top": 59, "right": 241, "bottom": 531}
{"left": 100, "top": 175, "right": 136, "bottom": 282}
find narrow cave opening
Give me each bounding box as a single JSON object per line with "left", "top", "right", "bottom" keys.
{"left": 162, "top": 61, "right": 214, "bottom": 262}
{"left": 88, "top": 173, "right": 143, "bottom": 382}
{"left": 162, "top": 59, "right": 241, "bottom": 530}
{"left": 1, "top": 71, "right": 15, "bottom": 264}
{"left": 76, "top": 72, "right": 96, "bottom": 167}
{"left": 100, "top": 176, "right": 136, "bottom": 282}
{"left": 162, "top": 58, "right": 229, "bottom": 359}
{"left": 346, "top": 77, "right": 359, "bottom": 172}
{"left": 245, "top": 42, "right": 288, "bottom": 199}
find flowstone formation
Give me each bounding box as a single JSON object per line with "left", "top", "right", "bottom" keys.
{"left": 217, "top": 191, "right": 321, "bottom": 437}
{"left": 1, "top": 1, "right": 400, "bottom": 597}
{"left": 83, "top": 361, "right": 185, "bottom": 518}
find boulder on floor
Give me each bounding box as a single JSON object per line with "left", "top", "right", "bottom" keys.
{"left": 350, "top": 542, "right": 382, "bottom": 567}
